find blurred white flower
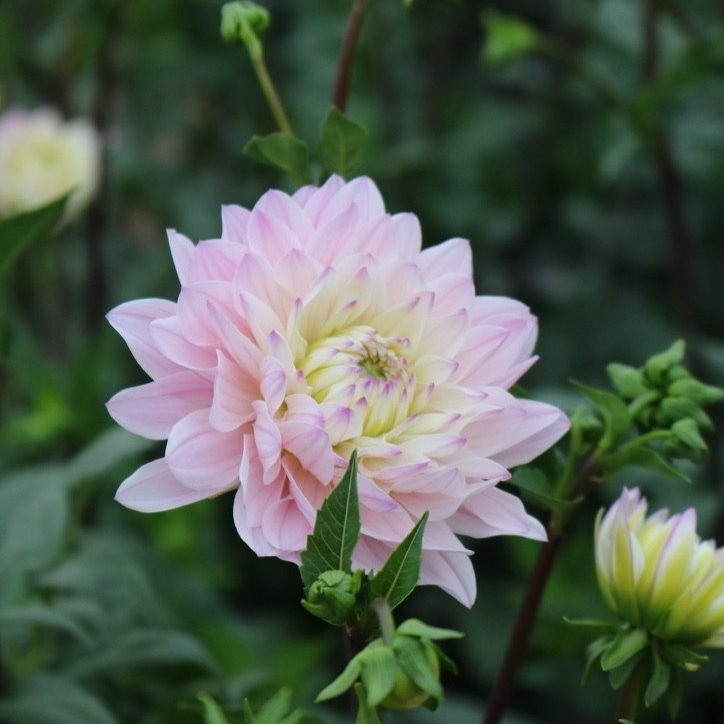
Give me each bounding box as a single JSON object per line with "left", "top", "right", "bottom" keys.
{"left": 595, "top": 487, "right": 724, "bottom": 648}
{"left": 0, "top": 107, "right": 100, "bottom": 220}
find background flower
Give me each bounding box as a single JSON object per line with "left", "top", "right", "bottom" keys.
{"left": 108, "top": 175, "right": 569, "bottom": 606}
{"left": 595, "top": 487, "right": 724, "bottom": 647}
{"left": 0, "top": 107, "right": 100, "bottom": 220}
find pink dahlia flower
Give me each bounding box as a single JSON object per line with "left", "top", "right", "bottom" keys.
{"left": 107, "top": 176, "right": 569, "bottom": 606}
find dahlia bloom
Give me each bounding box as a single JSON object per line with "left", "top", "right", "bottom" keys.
{"left": 0, "top": 107, "right": 100, "bottom": 219}
{"left": 108, "top": 176, "right": 568, "bottom": 606}
{"left": 595, "top": 487, "right": 724, "bottom": 647}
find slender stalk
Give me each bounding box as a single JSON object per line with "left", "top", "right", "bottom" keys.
{"left": 614, "top": 664, "right": 644, "bottom": 723}
{"left": 332, "top": 0, "right": 371, "bottom": 111}
{"left": 249, "top": 49, "right": 294, "bottom": 134}
{"left": 373, "top": 598, "right": 395, "bottom": 645}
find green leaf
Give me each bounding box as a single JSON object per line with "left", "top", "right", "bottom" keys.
{"left": 644, "top": 648, "right": 670, "bottom": 707}
{"left": 197, "top": 694, "right": 230, "bottom": 724}
{"left": 300, "top": 451, "right": 361, "bottom": 592}
{"left": 254, "top": 688, "right": 299, "bottom": 724}
{"left": 670, "top": 418, "right": 707, "bottom": 453}
{"left": 368, "top": 511, "right": 429, "bottom": 610}
{"left": 0, "top": 194, "right": 70, "bottom": 273}
{"left": 0, "top": 675, "right": 118, "bottom": 724}
{"left": 393, "top": 636, "right": 443, "bottom": 703}
{"left": 505, "top": 467, "right": 581, "bottom": 515}
{"left": 573, "top": 381, "right": 631, "bottom": 449}
{"left": 359, "top": 646, "right": 398, "bottom": 706}
{"left": 601, "top": 441, "right": 691, "bottom": 483}
{"left": 244, "top": 132, "right": 310, "bottom": 186}
{"left": 607, "top": 363, "right": 647, "bottom": 398}
{"left": 0, "top": 603, "right": 92, "bottom": 646}
{"left": 600, "top": 628, "right": 648, "bottom": 671}
{"left": 316, "top": 107, "right": 369, "bottom": 177}
{"left": 354, "top": 683, "right": 382, "bottom": 724}
{"left": 644, "top": 340, "right": 686, "bottom": 384}
{"left": 482, "top": 12, "right": 540, "bottom": 66}
{"left": 315, "top": 656, "right": 363, "bottom": 702}
{"left": 396, "top": 619, "right": 463, "bottom": 641}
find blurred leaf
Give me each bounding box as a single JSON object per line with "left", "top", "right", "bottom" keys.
{"left": 0, "top": 674, "right": 117, "bottom": 724}
{"left": 396, "top": 619, "right": 463, "bottom": 641}
{"left": 607, "top": 363, "right": 646, "bottom": 398}
{"left": 300, "top": 451, "right": 360, "bottom": 592}
{"left": 198, "top": 694, "right": 230, "bottom": 724}
{"left": 369, "top": 512, "right": 428, "bottom": 610}
{"left": 316, "top": 107, "right": 369, "bottom": 178}
{"left": 573, "top": 381, "right": 631, "bottom": 450}
{"left": 393, "top": 636, "right": 443, "bottom": 703}
{"left": 0, "top": 603, "right": 92, "bottom": 646}
{"left": 354, "top": 683, "right": 382, "bottom": 724}
{"left": 644, "top": 648, "right": 670, "bottom": 707}
{"left": 0, "top": 194, "right": 69, "bottom": 273}
{"left": 244, "top": 132, "right": 310, "bottom": 186}
{"left": 359, "top": 646, "right": 397, "bottom": 707}
{"left": 505, "top": 467, "right": 581, "bottom": 515}
{"left": 644, "top": 340, "right": 685, "bottom": 384}
{"left": 601, "top": 440, "right": 690, "bottom": 482}
{"left": 482, "top": 12, "right": 539, "bottom": 66}
{"left": 315, "top": 655, "right": 363, "bottom": 702}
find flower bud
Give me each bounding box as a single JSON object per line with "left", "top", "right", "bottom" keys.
{"left": 220, "top": 1, "right": 269, "bottom": 48}
{"left": 302, "top": 569, "right": 362, "bottom": 625}
{"left": 595, "top": 488, "right": 724, "bottom": 648}
{"left": 0, "top": 108, "right": 100, "bottom": 221}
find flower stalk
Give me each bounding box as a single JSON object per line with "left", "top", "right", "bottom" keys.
{"left": 332, "top": 0, "right": 372, "bottom": 111}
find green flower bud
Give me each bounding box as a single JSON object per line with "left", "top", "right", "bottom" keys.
{"left": 220, "top": 2, "right": 269, "bottom": 51}
{"left": 302, "top": 569, "right": 362, "bottom": 625}
{"left": 595, "top": 487, "right": 724, "bottom": 648}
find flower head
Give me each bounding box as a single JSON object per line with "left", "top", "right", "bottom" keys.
{"left": 107, "top": 176, "right": 569, "bottom": 606}
{"left": 0, "top": 107, "right": 100, "bottom": 219}
{"left": 595, "top": 487, "right": 724, "bottom": 647}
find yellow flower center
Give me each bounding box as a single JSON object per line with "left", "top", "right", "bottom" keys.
{"left": 300, "top": 325, "right": 416, "bottom": 436}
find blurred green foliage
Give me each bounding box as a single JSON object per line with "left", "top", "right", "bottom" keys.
{"left": 1, "top": 0, "right": 723, "bottom": 722}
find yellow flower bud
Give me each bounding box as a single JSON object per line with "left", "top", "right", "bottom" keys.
{"left": 595, "top": 488, "right": 724, "bottom": 648}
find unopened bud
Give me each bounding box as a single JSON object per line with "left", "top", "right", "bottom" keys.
{"left": 302, "top": 569, "right": 362, "bottom": 625}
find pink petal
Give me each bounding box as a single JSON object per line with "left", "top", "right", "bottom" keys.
{"left": 260, "top": 356, "right": 288, "bottom": 413}
{"left": 279, "top": 420, "right": 334, "bottom": 483}
{"left": 115, "top": 458, "right": 231, "bottom": 512}
{"left": 254, "top": 189, "right": 315, "bottom": 241}
{"left": 166, "top": 409, "right": 243, "bottom": 488}
{"left": 252, "top": 401, "right": 282, "bottom": 483}
{"left": 221, "top": 204, "right": 251, "bottom": 243}
{"left": 167, "top": 230, "right": 196, "bottom": 286}
{"left": 261, "top": 497, "right": 311, "bottom": 552}
{"left": 150, "top": 316, "right": 217, "bottom": 371}
{"left": 107, "top": 299, "right": 181, "bottom": 379}
{"left": 246, "top": 208, "right": 298, "bottom": 263}
{"left": 419, "top": 550, "right": 476, "bottom": 608}
{"left": 418, "top": 237, "right": 472, "bottom": 280}
{"left": 209, "top": 351, "right": 257, "bottom": 432}
{"left": 107, "top": 371, "right": 212, "bottom": 440}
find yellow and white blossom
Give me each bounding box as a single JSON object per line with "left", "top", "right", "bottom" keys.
{"left": 595, "top": 487, "right": 724, "bottom": 648}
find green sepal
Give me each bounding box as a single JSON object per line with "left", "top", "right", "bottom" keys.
{"left": 317, "top": 107, "right": 369, "bottom": 178}
{"left": 607, "top": 363, "right": 647, "bottom": 398}
{"left": 505, "top": 467, "right": 582, "bottom": 515}
{"left": 563, "top": 616, "right": 619, "bottom": 631}
{"left": 393, "top": 636, "right": 443, "bottom": 704}
{"left": 644, "top": 340, "right": 685, "bottom": 384}
{"left": 658, "top": 642, "right": 708, "bottom": 668}
{"left": 582, "top": 636, "right": 611, "bottom": 685}
{"left": 300, "top": 451, "right": 361, "bottom": 593}
{"left": 667, "top": 377, "right": 724, "bottom": 406}
{"left": 0, "top": 193, "right": 71, "bottom": 273}
{"left": 315, "top": 654, "right": 364, "bottom": 703}
{"left": 666, "top": 667, "right": 684, "bottom": 720}
{"left": 608, "top": 650, "right": 644, "bottom": 691}
{"left": 198, "top": 693, "right": 230, "bottom": 724}
{"left": 396, "top": 619, "right": 463, "bottom": 641}
{"left": 244, "top": 132, "right": 310, "bottom": 186}
{"left": 600, "top": 628, "right": 648, "bottom": 672}
{"left": 354, "top": 684, "right": 382, "bottom": 724}
{"left": 427, "top": 641, "right": 458, "bottom": 675}
{"left": 644, "top": 647, "right": 670, "bottom": 708}
{"left": 572, "top": 381, "right": 631, "bottom": 450}
{"left": 368, "top": 511, "right": 428, "bottom": 610}
{"left": 359, "top": 646, "right": 398, "bottom": 707}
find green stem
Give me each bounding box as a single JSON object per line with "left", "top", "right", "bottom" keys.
{"left": 614, "top": 663, "right": 644, "bottom": 723}
{"left": 249, "top": 48, "right": 293, "bottom": 134}
{"left": 373, "top": 598, "right": 395, "bottom": 646}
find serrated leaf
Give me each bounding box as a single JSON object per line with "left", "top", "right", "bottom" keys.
{"left": 644, "top": 648, "right": 670, "bottom": 707}
{"left": 607, "top": 363, "right": 647, "bottom": 398}
{"left": 244, "top": 132, "right": 310, "bottom": 186}
{"left": 505, "top": 467, "right": 581, "bottom": 515}
{"left": 197, "top": 694, "right": 230, "bottom": 724}
{"left": 393, "top": 636, "right": 443, "bottom": 702}
{"left": 317, "top": 107, "right": 369, "bottom": 177}
{"left": 601, "top": 440, "right": 691, "bottom": 482}
{"left": 600, "top": 628, "right": 648, "bottom": 671}
{"left": 300, "top": 451, "right": 361, "bottom": 591}
{"left": 573, "top": 381, "right": 631, "bottom": 449}
{"left": 0, "top": 674, "right": 118, "bottom": 724}
{"left": 396, "top": 619, "right": 463, "bottom": 641}
{"left": 315, "top": 656, "right": 362, "bottom": 702}
{"left": 369, "top": 512, "right": 428, "bottom": 609}
{"left": 0, "top": 194, "right": 70, "bottom": 273}
{"left": 0, "top": 603, "right": 92, "bottom": 646}
{"left": 359, "top": 646, "right": 398, "bottom": 706}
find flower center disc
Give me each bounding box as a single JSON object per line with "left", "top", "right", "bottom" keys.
{"left": 300, "top": 325, "right": 415, "bottom": 437}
